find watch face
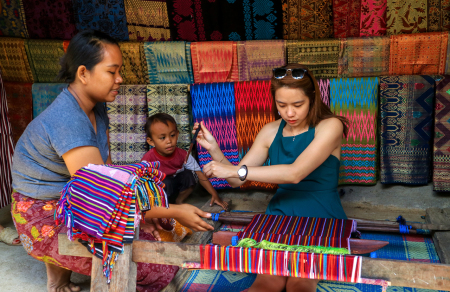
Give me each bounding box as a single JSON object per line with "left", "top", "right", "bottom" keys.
{"left": 238, "top": 168, "right": 246, "bottom": 176}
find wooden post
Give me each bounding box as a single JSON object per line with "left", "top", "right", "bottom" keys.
{"left": 426, "top": 208, "right": 450, "bottom": 264}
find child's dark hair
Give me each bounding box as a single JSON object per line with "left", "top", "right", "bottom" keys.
{"left": 145, "top": 113, "right": 178, "bottom": 138}
{"left": 56, "top": 30, "right": 119, "bottom": 83}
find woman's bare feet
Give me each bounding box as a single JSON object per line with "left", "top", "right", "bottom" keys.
{"left": 45, "top": 263, "right": 80, "bottom": 292}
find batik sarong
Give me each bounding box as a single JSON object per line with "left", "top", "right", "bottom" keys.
{"left": 144, "top": 41, "right": 194, "bottom": 84}
{"left": 360, "top": 0, "right": 387, "bottom": 36}
{"left": 166, "top": 0, "right": 283, "bottom": 41}
{"left": 282, "top": 0, "right": 333, "bottom": 39}
{"left": 73, "top": 0, "right": 129, "bottom": 41}
{"left": 124, "top": 0, "right": 171, "bottom": 41}
{"left": 32, "top": 83, "right": 67, "bottom": 118}
{"left": 318, "top": 79, "right": 331, "bottom": 107}
{"left": 25, "top": 40, "right": 65, "bottom": 83}
{"left": 119, "top": 42, "right": 149, "bottom": 84}
{"left": 287, "top": 39, "right": 340, "bottom": 79}
{"left": 0, "top": 0, "right": 29, "bottom": 38}
{"left": 330, "top": 77, "right": 379, "bottom": 185}
{"left": 428, "top": 0, "right": 450, "bottom": 31}
{"left": 191, "top": 42, "right": 239, "bottom": 83}
{"left": 4, "top": 82, "right": 32, "bottom": 145}
{"left": 234, "top": 81, "right": 276, "bottom": 190}
{"left": 339, "top": 37, "right": 390, "bottom": 77}
{"left": 147, "top": 84, "right": 191, "bottom": 150}
{"left": 107, "top": 85, "right": 148, "bottom": 165}
{"left": 389, "top": 32, "right": 448, "bottom": 75}
{"left": 0, "top": 38, "right": 33, "bottom": 83}
{"left": 386, "top": 0, "right": 427, "bottom": 35}
{"left": 333, "top": 0, "right": 361, "bottom": 38}
{"left": 190, "top": 83, "right": 239, "bottom": 189}
{"left": 237, "top": 40, "right": 286, "bottom": 81}
{"left": 380, "top": 75, "right": 435, "bottom": 185}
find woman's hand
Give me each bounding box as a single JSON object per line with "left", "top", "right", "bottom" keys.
{"left": 203, "top": 161, "right": 238, "bottom": 179}
{"left": 193, "top": 122, "right": 219, "bottom": 152}
{"left": 172, "top": 204, "right": 214, "bottom": 232}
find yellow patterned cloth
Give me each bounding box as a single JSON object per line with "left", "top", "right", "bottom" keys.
{"left": 119, "top": 42, "right": 149, "bottom": 84}
{"left": 386, "top": 0, "right": 427, "bottom": 35}
{"left": 25, "top": 40, "right": 65, "bottom": 83}
{"left": 0, "top": 38, "right": 33, "bottom": 83}
{"left": 158, "top": 219, "right": 192, "bottom": 243}
{"left": 287, "top": 39, "right": 340, "bottom": 78}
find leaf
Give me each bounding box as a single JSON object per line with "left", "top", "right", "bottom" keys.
{"left": 415, "top": 7, "right": 425, "bottom": 13}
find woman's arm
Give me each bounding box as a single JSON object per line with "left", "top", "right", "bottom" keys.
{"left": 106, "top": 129, "right": 112, "bottom": 164}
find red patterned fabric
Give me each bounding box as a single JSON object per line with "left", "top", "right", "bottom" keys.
{"left": 333, "top": 0, "right": 361, "bottom": 38}
{"left": 360, "top": 0, "right": 387, "bottom": 36}
{"left": 4, "top": 82, "right": 33, "bottom": 145}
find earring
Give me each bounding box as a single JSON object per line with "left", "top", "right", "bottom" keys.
{"left": 278, "top": 111, "right": 280, "bottom": 115}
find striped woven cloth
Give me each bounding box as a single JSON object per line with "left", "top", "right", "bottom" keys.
{"left": 434, "top": 75, "right": 450, "bottom": 191}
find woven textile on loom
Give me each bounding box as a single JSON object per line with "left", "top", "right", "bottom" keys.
{"left": 318, "top": 79, "right": 331, "bottom": 107}
{"left": 0, "top": 38, "right": 33, "bottom": 83}
{"left": 119, "top": 42, "right": 149, "bottom": 84}
{"left": 32, "top": 83, "right": 67, "bottom": 118}
{"left": 338, "top": 37, "right": 390, "bottom": 77}
{"left": 234, "top": 81, "right": 277, "bottom": 190}
{"left": 4, "top": 82, "right": 32, "bottom": 145}
{"left": 237, "top": 40, "right": 286, "bottom": 81}
{"left": 166, "top": 0, "right": 283, "bottom": 42}
{"left": 25, "top": 40, "right": 65, "bottom": 83}
{"left": 386, "top": 0, "right": 427, "bottom": 35}
{"left": 286, "top": 39, "right": 340, "bottom": 79}
{"left": 191, "top": 42, "right": 239, "bottom": 83}
{"left": 72, "top": 0, "right": 129, "bottom": 41}
{"left": 389, "top": 32, "right": 448, "bottom": 75}
{"left": 124, "top": 0, "right": 171, "bottom": 41}
{"left": 380, "top": 75, "right": 435, "bottom": 185}
{"left": 107, "top": 85, "right": 148, "bottom": 165}
{"left": 333, "top": 0, "right": 361, "bottom": 38}
{"left": 433, "top": 75, "right": 450, "bottom": 191}
{"left": 330, "top": 78, "right": 378, "bottom": 185}
{"left": 360, "top": 0, "right": 387, "bottom": 36}
{"left": 147, "top": 84, "right": 191, "bottom": 150}
{"left": 282, "top": 0, "right": 333, "bottom": 40}
{"left": 144, "top": 41, "right": 194, "bottom": 84}
{"left": 428, "top": 0, "right": 450, "bottom": 32}
{"left": 0, "top": 0, "right": 29, "bottom": 38}
{"left": 190, "top": 83, "right": 239, "bottom": 189}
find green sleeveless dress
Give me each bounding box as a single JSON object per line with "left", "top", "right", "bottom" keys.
{"left": 266, "top": 120, "right": 347, "bottom": 219}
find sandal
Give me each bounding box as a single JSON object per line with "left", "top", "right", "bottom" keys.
{"left": 0, "top": 227, "right": 21, "bottom": 246}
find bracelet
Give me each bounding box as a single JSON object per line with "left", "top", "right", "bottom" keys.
{"left": 219, "top": 155, "right": 226, "bottom": 163}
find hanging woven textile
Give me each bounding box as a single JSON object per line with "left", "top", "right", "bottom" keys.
{"left": 389, "top": 32, "right": 448, "bottom": 75}
{"left": 144, "top": 41, "right": 194, "bottom": 84}
{"left": 0, "top": 38, "right": 33, "bottom": 83}
{"left": 282, "top": 0, "right": 333, "bottom": 40}
{"left": 237, "top": 40, "right": 286, "bottom": 81}
{"left": 119, "top": 42, "right": 149, "bottom": 84}
{"left": 191, "top": 42, "right": 239, "bottom": 83}
{"left": 330, "top": 77, "right": 378, "bottom": 185}
{"left": 360, "top": 0, "right": 387, "bottom": 36}
{"left": 333, "top": 0, "right": 361, "bottom": 38}
{"left": 166, "top": 0, "right": 283, "bottom": 41}
{"left": 433, "top": 76, "right": 450, "bottom": 191}
{"left": 124, "top": 0, "right": 171, "bottom": 41}
{"left": 147, "top": 84, "right": 191, "bottom": 150}
{"left": 24, "top": 40, "right": 65, "bottom": 83}
{"left": 0, "top": 0, "right": 29, "bottom": 38}
{"left": 380, "top": 75, "right": 435, "bottom": 185}
{"left": 287, "top": 39, "right": 340, "bottom": 80}
{"left": 234, "top": 81, "right": 277, "bottom": 190}
{"left": 107, "top": 85, "right": 148, "bottom": 165}
{"left": 4, "top": 82, "right": 32, "bottom": 145}
{"left": 428, "top": 0, "right": 450, "bottom": 31}
{"left": 318, "top": 79, "right": 331, "bottom": 107}
{"left": 338, "top": 37, "right": 390, "bottom": 77}
{"left": 32, "top": 83, "right": 67, "bottom": 118}
{"left": 386, "top": 0, "right": 427, "bottom": 35}
{"left": 190, "top": 83, "right": 239, "bottom": 189}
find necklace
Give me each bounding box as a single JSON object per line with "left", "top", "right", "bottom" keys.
{"left": 290, "top": 125, "right": 308, "bottom": 141}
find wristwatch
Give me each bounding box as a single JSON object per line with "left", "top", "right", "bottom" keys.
{"left": 237, "top": 165, "right": 248, "bottom": 181}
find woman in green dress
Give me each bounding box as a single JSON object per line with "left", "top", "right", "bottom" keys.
{"left": 194, "top": 63, "right": 349, "bottom": 292}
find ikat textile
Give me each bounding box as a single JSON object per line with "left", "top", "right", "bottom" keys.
{"left": 237, "top": 40, "right": 286, "bottom": 81}
{"left": 124, "top": 0, "right": 171, "bottom": 41}
{"left": 389, "top": 32, "right": 448, "bottom": 75}
{"left": 21, "top": 0, "right": 78, "bottom": 39}
{"left": 333, "top": 0, "right": 361, "bottom": 38}
{"left": 25, "top": 40, "right": 65, "bottom": 83}
{"left": 386, "top": 0, "right": 427, "bottom": 35}
{"left": 119, "top": 42, "right": 149, "bottom": 84}
{"left": 107, "top": 85, "right": 148, "bottom": 165}
{"left": 447, "top": 36, "right": 450, "bottom": 74}
{"left": 166, "top": 0, "right": 283, "bottom": 41}
{"left": 147, "top": 84, "right": 191, "bottom": 150}
{"left": 191, "top": 42, "right": 239, "bottom": 83}
{"left": 190, "top": 83, "right": 239, "bottom": 189}
{"left": 287, "top": 39, "right": 340, "bottom": 79}
{"left": 318, "top": 79, "right": 331, "bottom": 107}
{"left": 427, "top": 0, "right": 450, "bottom": 32}
{"left": 380, "top": 75, "right": 435, "bottom": 185}
{"left": 0, "top": 0, "right": 28, "bottom": 38}
{"left": 339, "top": 37, "right": 390, "bottom": 77}
{"left": 73, "top": 0, "right": 129, "bottom": 41}
{"left": 282, "top": 0, "right": 333, "bottom": 40}
{"left": 360, "top": 0, "right": 387, "bottom": 36}
{"left": 330, "top": 77, "right": 379, "bottom": 185}
{"left": 0, "top": 38, "right": 33, "bottom": 83}
{"left": 144, "top": 41, "right": 194, "bottom": 84}
{"left": 4, "top": 82, "right": 32, "bottom": 145}
{"left": 32, "top": 83, "right": 67, "bottom": 118}
{"left": 234, "top": 81, "right": 276, "bottom": 190}
{"left": 433, "top": 75, "right": 450, "bottom": 191}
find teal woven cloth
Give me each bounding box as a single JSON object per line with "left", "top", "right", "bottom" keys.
{"left": 32, "top": 83, "right": 67, "bottom": 118}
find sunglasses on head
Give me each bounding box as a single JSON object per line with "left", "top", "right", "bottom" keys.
{"left": 272, "top": 67, "right": 308, "bottom": 79}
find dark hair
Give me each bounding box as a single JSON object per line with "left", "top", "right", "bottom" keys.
{"left": 57, "top": 30, "right": 119, "bottom": 83}
{"left": 271, "top": 63, "right": 349, "bottom": 137}
{"left": 145, "top": 113, "right": 178, "bottom": 139}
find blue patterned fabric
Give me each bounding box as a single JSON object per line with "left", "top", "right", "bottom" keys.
{"left": 32, "top": 83, "right": 67, "bottom": 118}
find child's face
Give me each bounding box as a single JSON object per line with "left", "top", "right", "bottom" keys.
{"left": 147, "top": 121, "right": 179, "bottom": 157}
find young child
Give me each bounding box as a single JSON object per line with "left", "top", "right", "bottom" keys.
{"left": 142, "top": 113, "right": 228, "bottom": 210}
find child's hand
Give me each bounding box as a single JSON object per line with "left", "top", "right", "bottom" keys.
{"left": 172, "top": 204, "right": 214, "bottom": 232}
{"left": 140, "top": 219, "right": 162, "bottom": 241}
{"left": 210, "top": 195, "right": 228, "bottom": 210}
{"left": 193, "top": 122, "right": 219, "bottom": 152}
